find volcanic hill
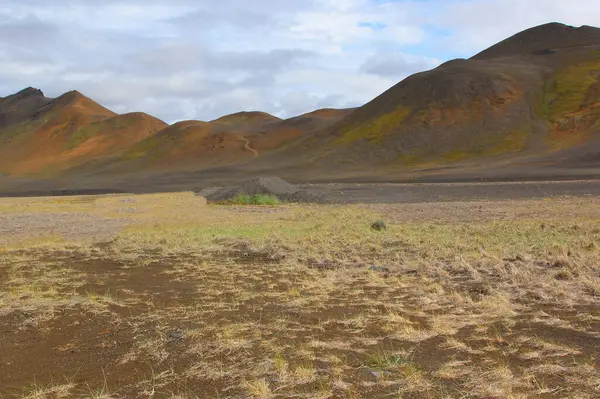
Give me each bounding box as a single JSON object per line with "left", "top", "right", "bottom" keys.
{"left": 0, "top": 88, "right": 167, "bottom": 176}
{"left": 0, "top": 86, "right": 352, "bottom": 191}
{"left": 262, "top": 22, "right": 600, "bottom": 181}
{"left": 1, "top": 22, "right": 600, "bottom": 193}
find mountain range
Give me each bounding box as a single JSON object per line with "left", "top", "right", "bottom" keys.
{"left": 2, "top": 22, "right": 600, "bottom": 193}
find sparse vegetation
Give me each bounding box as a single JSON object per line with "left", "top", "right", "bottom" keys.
{"left": 538, "top": 55, "right": 600, "bottom": 150}
{"left": 442, "top": 128, "right": 530, "bottom": 162}
{"left": 366, "top": 351, "right": 412, "bottom": 371}
{"left": 541, "top": 57, "right": 600, "bottom": 124}
{"left": 225, "top": 193, "right": 282, "bottom": 205}
{"left": 21, "top": 378, "right": 77, "bottom": 399}
{"left": 0, "top": 192, "right": 599, "bottom": 398}
{"left": 65, "top": 115, "right": 136, "bottom": 150}
{"left": 334, "top": 106, "right": 412, "bottom": 145}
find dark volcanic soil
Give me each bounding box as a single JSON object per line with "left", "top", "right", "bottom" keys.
{"left": 1, "top": 253, "right": 599, "bottom": 398}
{"left": 297, "top": 179, "right": 600, "bottom": 203}
{"left": 3, "top": 178, "right": 600, "bottom": 204}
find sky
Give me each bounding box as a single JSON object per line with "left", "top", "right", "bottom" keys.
{"left": 1, "top": 0, "right": 600, "bottom": 123}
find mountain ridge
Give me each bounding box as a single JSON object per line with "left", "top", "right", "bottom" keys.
{"left": 1, "top": 22, "right": 600, "bottom": 192}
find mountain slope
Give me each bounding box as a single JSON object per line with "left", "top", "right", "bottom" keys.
{"left": 473, "top": 22, "right": 600, "bottom": 60}
{"left": 78, "top": 108, "right": 354, "bottom": 174}
{"left": 0, "top": 88, "right": 52, "bottom": 126}
{"left": 0, "top": 89, "right": 166, "bottom": 175}
{"left": 211, "top": 111, "right": 282, "bottom": 125}
{"left": 2, "top": 22, "right": 600, "bottom": 192}
{"left": 0, "top": 85, "right": 353, "bottom": 183}
{"left": 264, "top": 23, "right": 600, "bottom": 180}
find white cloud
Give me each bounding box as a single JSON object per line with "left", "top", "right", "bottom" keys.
{"left": 360, "top": 52, "right": 441, "bottom": 78}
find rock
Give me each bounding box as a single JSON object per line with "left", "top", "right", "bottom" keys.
{"left": 371, "top": 220, "right": 387, "bottom": 231}
{"left": 167, "top": 328, "right": 185, "bottom": 342}
{"left": 358, "top": 368, "right": 392, "bottom": 381}
{"left": 370, "top": 370, "right": 392, "bottom": 380}
{"left": 203, "top": 176, "right": 329, "bottom": 203}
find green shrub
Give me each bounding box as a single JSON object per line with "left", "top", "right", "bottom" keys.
{"left": 227, "top": 193, "right": 282, "bottom": 205}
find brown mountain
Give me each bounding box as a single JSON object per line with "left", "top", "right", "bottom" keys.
{"left": 472, "top": 23, "right": 600, "bottom": 59}
{"left": 0, "top": 88, "right": 167, "bottom": 176}
{"left": 262, "top": 22, "right": 600, "bottom": 181}
{"left": 0, "top": 84, "right": 352, "bottom": 192}
{"left": 75, "top": 108, "right": 354, "bottom": 176}
{"left": 211, "top": 111, "right": 282, "bottom": 125}
{"left": 1, "top": 22, "right": 600, "bottom": 193}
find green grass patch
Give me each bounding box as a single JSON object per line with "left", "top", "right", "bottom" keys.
{"left": 65, "top": 116, "right": 137, "bottom": 150}
{"left": 124, "top": 134, "right": 175, "bottom": 160}
{"left": 226, "top": 194, "right": 282, "bottom": 205}
{"left": 65, "top": 122, "right": 103, "bottom": 150}
{"left": 366, "top": 351, "right": 411, "bottom": 371}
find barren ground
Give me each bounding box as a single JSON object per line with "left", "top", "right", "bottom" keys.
{"left": 0, "top": 192, "right": 599, "bottom": 398}
{"left": 297, "top": 180, "right": 600, "bottom": 203}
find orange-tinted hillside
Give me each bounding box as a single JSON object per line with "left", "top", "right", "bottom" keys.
{"left": 0, "top": 89, "right": 166, "bottom": 175}
{"left": 0, "top": 86, "right": 353, "bottom": 181}
{"left": 92, "top": 108, "right": 354, "bottom": 173}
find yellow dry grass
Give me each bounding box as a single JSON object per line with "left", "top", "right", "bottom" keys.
{"left": 0, "top": 192, "right": 599, "bottom": 398}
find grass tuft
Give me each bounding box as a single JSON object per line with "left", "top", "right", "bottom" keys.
{"left": 225, "top": 194, "right": 282, "bottom": 205}
{"left": 22, "top": 378, "right": 77, "bottom": 399}
{"left": 243, "top": 378, "right": 272, "bottom": 398}
{"left": 366, "top": 351, "right": 411, "bottom": 371}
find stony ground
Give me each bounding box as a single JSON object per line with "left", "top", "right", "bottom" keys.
{"left": 0, "top": 193, "right": 599, "bottom": 398}
{"left": 298, "top": 180, "right": 600, "bottom": 203}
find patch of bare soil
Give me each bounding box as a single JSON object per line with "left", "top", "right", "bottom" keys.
{"left": 300, "top": 180, "right": 600, "bottom": 204}
{"left": 0, "top": 212, "right": 128, "bottom": 243}
{"left": 1, "top": 250, "right": 599, "bottom": 398}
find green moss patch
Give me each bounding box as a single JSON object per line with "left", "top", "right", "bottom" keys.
{"left": 223, "top": 194, "right": 282, "bottom": 206}
{"left": 540, "top": 58, "right": 600, "bottom": 123}
{"left": 335, "top": 106, "right": 412, "bottom": 145}
{"left": 65, "top": 116, "right": 137, "bottom": 150}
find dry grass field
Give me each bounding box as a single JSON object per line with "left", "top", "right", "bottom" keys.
{"left": 0, "top": 193, "right": 599, "bottom": 398}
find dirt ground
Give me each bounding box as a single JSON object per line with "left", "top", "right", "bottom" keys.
{"left": 3, "top": 179, "right": 600, "bottom": 204}
{"left": 298, "top": 180, "right": 600, "bottom": 203}
{"left": 0, "top": 192, "right": 599, "bottom": 398}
